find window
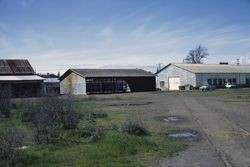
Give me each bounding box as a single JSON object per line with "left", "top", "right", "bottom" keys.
{"left": 246, "top": 79, "right": 250, "bottom": 86}
{"left": 218, "top": 79, "right": 222, "bottom": 86}
{"left": 160, "top": 81, "right": 165, "bottom": 87}
{"left": 212, "top": 79, "right": 217, "bottom": 86}
{"left": 228, "top": 79, "right": 232, "bottom": 84}
{"left": 232, "top": 79, "right": 236, "bottom": 85}
{"left": 207, "top": 79, "right": 212, "bottom": 85}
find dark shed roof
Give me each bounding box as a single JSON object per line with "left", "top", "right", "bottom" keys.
{"left": 0, "top": 59, "right": 35, "bottom": 75}
{"left": 60, "top": 69, "right": 155, "bottom": 81}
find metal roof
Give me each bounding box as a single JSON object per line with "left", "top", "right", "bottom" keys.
{"left": 0, "top": 59, "right": 35, "bottom": 74}
{"left": 0, "top": 75, "right": 44, "bottom": 81}
{"left": 173, "top": 63, "right": 250, "bottom": 73}
{"left": 60, "top": 68, "right": 155, "bottom": 80}
{"left": 44, "top": 78, "right": 60, "bottom": 83}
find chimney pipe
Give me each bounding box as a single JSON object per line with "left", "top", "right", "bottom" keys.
{"left": 237, "top": 58, "right": 240, "bottom": 65}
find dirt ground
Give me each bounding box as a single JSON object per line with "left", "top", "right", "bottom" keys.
{"left": 86, "top": 90, "right": 250, "bottom": 167}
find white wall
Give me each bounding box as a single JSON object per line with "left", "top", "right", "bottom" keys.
{"left": 60, "top": 72, "right": 86, "bottom": 95}
{"left": 156, "top": 64, "right": 196, "bottom": 90}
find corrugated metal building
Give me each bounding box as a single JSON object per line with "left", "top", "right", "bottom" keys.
{"left": 0, "top": 59, "right": 44, "bottom": 97}
{"left": 59, "top": 69, "right": 156, "bottom": 95}
{"left": 43, "top": 78, "right": 60, "bottom": 95}
{"left": 156, "top": 63, "right": 250, "bottom": 90}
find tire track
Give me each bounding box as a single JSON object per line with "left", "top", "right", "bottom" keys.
{"left": 194, "top": 97, "right": 250, "bottom": 137}
{"left": 182, "top": 97, "right": 233, "bottom": 167}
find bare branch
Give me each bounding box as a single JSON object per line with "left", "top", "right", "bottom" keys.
{"left": 185, "top": 45, "right": 209, "bottom": 64}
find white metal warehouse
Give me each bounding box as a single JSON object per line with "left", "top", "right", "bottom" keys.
{"left": 156, "top": 63, "right": 250, "bottom": 91}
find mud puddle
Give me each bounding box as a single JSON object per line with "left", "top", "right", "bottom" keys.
{"left": 156, "top": 116, "right": 183, "bottom": 123}
{"left": 168, "top": 130, "right": 200, "bottom": 141}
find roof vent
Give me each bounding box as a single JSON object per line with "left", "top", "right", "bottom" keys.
{"left": 237, "top": 58, "right": 240, "bottom": 65}
{"left": 219, "top": 62, "right": 228, "bottom": 65}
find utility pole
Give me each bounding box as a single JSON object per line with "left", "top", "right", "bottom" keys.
{"left": 156, "top": 63, "right": 162, "bottom": 72}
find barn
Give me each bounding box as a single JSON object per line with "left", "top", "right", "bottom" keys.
{"left": 0, "top": 59, "right": 44, "bottom": 97}
{"left": 156, "top": 63, "right": 250, "bottom": 91}
{"left": 59, "top": 69, "right": 156, "bottom": 95}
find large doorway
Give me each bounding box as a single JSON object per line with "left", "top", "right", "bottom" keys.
{"left": 168, "top": 77, "right": 180, "bottom": 90}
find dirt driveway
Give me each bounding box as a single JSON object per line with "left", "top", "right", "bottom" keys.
{"left": 90, "top": 90, "right": 250, "bottom": 167}
{"left": 159, "top": 93, "right": 250, "bottom": 167}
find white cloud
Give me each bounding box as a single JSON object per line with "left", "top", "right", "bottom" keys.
{"left": 2, "top": 15, "right": 250, "bottom": 73}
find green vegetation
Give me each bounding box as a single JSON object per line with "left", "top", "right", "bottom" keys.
{"left": 121, "top": 119, "right": 149, "bottom": 136}
{"left": 23, "top": 132, "right": 183, "bottom": 167}
{"left": 0, "top": 96, "right": 184, "bottom": 167}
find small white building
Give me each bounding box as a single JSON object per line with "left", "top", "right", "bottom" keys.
{"left": 156, "top": 63, "right": 250, "bottom": 91}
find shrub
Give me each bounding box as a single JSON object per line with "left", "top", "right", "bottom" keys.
{"left": 91, "top": 112, "right": 108, "bottom": 119}
{"left": 120, "top": 120, "right": 149, "bottom": 136}
{"left": 20, "top": 100, "right": 37, "bottom": 122}
{"left": 0, "top": 85, "right": 11, "bottom": 118}
{"left": 71, "top": 124, "right": 105, "bottom": 142}
{"left": 0, "top": 128, "right": 26, "bottom": 167}
{"left": 63, "top": 111, "right": 80, "bottom": 129}
{"left": 20, "top": 97, "right": 80, "bottom": 144}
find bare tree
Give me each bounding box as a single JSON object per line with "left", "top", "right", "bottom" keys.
{"left": 185, "top": 45, "right": 209, "bottom": 64}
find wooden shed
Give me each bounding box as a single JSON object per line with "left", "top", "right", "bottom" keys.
{"left": 59, "top": 69, "right": 156, "bottom": 95}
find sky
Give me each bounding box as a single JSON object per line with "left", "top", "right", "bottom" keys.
{"left": 1, "top": 0, "right": 250, "bottom": 73}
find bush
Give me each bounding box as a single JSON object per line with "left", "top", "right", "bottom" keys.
{"left": 91, "top": 112, "right": 108, "bottom": 119}
{"left": 63, "top": 111, "right": 80, "bottom": 129}
{"left": 0, "top": 86, "right": 11, "bottom": 118}
{"left": 120, "top": 120, "right": 149, "bottom": 136}
{"left": 20, "top": 97, "right": 80, "bottom": 144}
{"left": 0, "top": 128, "right": 27, "bottom": 167}
{"left": 20, "top": 100, "right": 37, "bottom": 122}
{"left": 71, "top": 124, "right": 105, "bottom": 142}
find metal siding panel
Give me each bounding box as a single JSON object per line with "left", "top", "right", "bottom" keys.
{"left": 0, "top": 75, "right": 44, "bottom": 81}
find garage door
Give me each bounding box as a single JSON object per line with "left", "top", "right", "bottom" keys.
{"left": 168, "top": 77, "right": 180, "bottom": 90}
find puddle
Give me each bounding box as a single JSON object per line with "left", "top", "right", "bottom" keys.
{"left": 168, "top": 131, "right": 200, "bottom": 141}
{"left": 156, "top": 116, "right": 183, "bottom": 123}
{"left": 111, "top": 102, "right": 153, "bottom": 107}
{"left": 162, "top": 116, "right": 182, "bottom": 123}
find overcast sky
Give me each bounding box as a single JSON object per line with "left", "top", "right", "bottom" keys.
{"left": 1, "top": 0, "right": 250, "bottom": 73}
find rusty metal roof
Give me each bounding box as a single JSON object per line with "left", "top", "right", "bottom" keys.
{"left": 0, "top": 60, "right": 12, "bottom": 74}
{"left": 0, "top": 59, "right": 35, "bottom": 74}
{"left": 60, "top": 68, "right": 155, "bottom": 80}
